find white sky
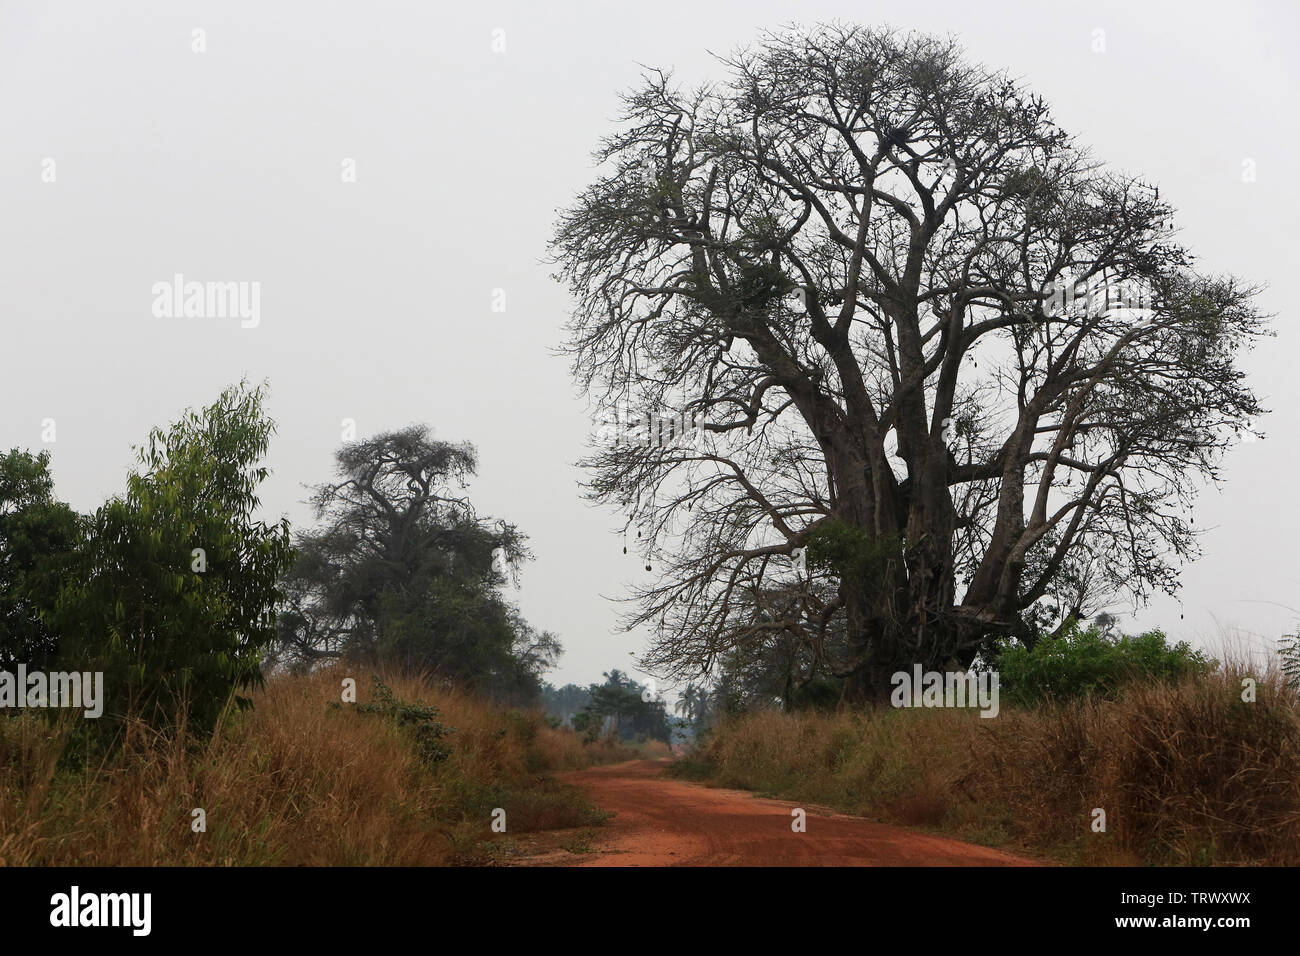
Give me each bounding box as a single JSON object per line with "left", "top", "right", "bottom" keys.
{"left": 2, "top": 0, "right": 1297, "bottom": 696}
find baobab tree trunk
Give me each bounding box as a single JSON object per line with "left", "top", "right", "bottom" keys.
{"left": 836, "top": 427, "right": 963, "bottom": 702}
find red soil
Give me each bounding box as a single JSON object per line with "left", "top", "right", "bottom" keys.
{"left": 551, "top": 759, "right": 1039, "bottom": 867}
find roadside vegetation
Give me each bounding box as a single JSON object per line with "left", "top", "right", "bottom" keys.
{"left": 0, "top": 668, "right": 642, "bottom": 866}
{"left": 0, "top": 382, "right": 650, "bottom": 866}
{"left": 672, "top": 629, "right": 1300, "bottom": 866}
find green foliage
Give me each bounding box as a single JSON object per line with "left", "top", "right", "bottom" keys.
{"left": 805, "top": 520, "right": 902, "bottom": 595}
{"left": 997, "top": 622, "right": 1215, "bottom": 706}
{"left": 734, "top": 260, "right": 791, "bottom": 309}
{"left": 0, "top": 449, "right": 82, "bottom": 669}
{"left": 574, "top": 669, "right": 672, "bottom": 743}
{"left": 673, "top": 681, "right": 714, "bottom": 732}
{"left": 789, "top": 677, "right": 842, "bottom": 711}
{"left": 54, "top": 381, "right": 295, "bottom": 739}
{"left": 707, "top": 631, "right": 846, "bottom": 717}
{"left": 349, "top": 675, "right": 453, "bottom": 765}
{"left": 710, "top": 661, "right": 753, "bottom": 719}
{"left": 276, "top": 426, "right": 558, "bottom": 706}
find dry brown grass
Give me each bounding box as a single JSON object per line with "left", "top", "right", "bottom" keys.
{"left": 680, "top": 659, "right": 1300, "bottom": 865}
{"left": 0, "top": 668, "right": 634, "bottom": 866}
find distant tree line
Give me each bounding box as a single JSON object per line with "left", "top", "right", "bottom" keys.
{"left": 542, "top": 670, "right": 672, "bottom": 744}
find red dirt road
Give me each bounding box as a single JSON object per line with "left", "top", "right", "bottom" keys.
{"left": 552, "top": 759, "right": 1038, "bottom": 866}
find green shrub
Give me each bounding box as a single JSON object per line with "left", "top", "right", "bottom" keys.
{"left": 997, "top": 623, "right": 1214, "bottom": 706}
{"left": 346, "top": 675, "right": 454, "bottom": 765}
{"left": 53, "top": 381, "right": 295, "bottom": 746}
{"left": 804, "top": 520, "right": 901, "bottom": 594}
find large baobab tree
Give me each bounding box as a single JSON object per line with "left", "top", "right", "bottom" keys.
{"left": 550, "top": 25, "right": 1267, "bottom": 700}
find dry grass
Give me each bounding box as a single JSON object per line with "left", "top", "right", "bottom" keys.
{"left": 0, "top": 668, "right": 635, "bottom": 866}
{"left": 679, "top": 658, "right": 1300, "bottom": 865}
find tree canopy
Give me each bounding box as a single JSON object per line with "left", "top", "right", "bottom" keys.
{"left": 274, "top": 425, "right": 559, "bottom": 705}
{"left": 54, "top": 381, "right": 295, "bottom": 737}
{"left": 550, "top": 24, "right": 1267, "bottom": 700}
{"left": 0, "top": 449, "right": 81, "bottom": 670}
{"left": 571, "top": 669, "right": 672, "bottom": 743}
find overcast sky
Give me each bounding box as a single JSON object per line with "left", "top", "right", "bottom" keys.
{"left": 2, "top": 0, "right": 1297, "bottom": 695}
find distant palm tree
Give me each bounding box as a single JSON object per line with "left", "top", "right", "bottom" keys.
{"left": 675, "top": 682, "right": 713, "bottom": 728}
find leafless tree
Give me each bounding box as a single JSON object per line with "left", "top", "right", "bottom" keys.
{"left": 550, "top": 24, "right": 1268, "bottom": 700}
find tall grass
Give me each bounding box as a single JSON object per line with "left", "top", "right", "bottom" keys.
{"left": 678, "top": 655, "right": 1300, "bottom": 865}
{"left": 0, "top": 668, "right": 635, "bottom": 866}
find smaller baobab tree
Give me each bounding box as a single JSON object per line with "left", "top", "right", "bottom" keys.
{"left": 551, "top": 24, "right": 1268, "bottom": 702}
{"left": 274, "top": 425, "right": 559, "bottom": 704}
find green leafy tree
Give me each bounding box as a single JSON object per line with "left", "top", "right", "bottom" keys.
{"left": 0, "top": 449, "right": 81, "bottom": 669}
{"left": 275, "top": 425, "right": 559, "bottom": 705}
{"left": 54, "top": 381, "right": 295, "bottom": 739}
{"left": 577, "top": 669, "right": 672, "bottom": 742}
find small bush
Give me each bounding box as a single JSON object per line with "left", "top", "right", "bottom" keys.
{"left": 998, "top": 623, "right": 1214, "bottom": 706}
{"left": 346, "top": 675, "right": 454, "bottom": 765}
